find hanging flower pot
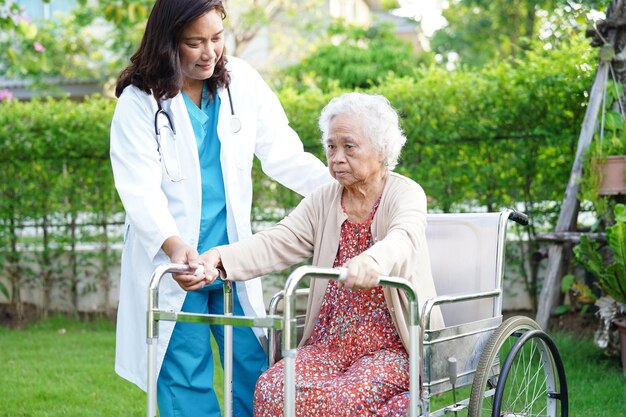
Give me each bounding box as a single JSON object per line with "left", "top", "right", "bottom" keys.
{"left": 599, "top": 155, "right": 626, "bottom": 195}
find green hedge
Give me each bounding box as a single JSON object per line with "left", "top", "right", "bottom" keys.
{"left": 280, "top": 45, "right": 594, "bottom": 217}
{"left": 0, "top": 43, "right": 596, "bottom": 310}
{"left": 276, "top": 45, "right": 595, "bottom": 310}
{"left": 0, "top": 96, "right": 119, "bottom": 313}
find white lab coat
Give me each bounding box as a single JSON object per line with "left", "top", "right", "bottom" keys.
{"left": 110, "top": 56, "right": 332, "bottom": 391}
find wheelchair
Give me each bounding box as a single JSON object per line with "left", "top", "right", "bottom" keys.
{"left": 146, "top": 209, "right": 568, "bottom": 417}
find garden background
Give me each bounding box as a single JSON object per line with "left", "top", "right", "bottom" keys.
{"left": 0, "top": 0, "right": 601, "bottom": 319}
{"left": 1, "top": 0, "right": 625, "bottom": 416}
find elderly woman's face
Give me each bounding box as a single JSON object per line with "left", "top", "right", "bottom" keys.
{"left": 325, "top": 114, "right": 385, "bottom": 188}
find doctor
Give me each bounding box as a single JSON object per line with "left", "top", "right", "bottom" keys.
{"left": 109, "top": 1, "right": 331, "bottom": 416}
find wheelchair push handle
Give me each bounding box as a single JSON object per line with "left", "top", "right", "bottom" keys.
{"left": 508, "top": 210, "right": 529, "bottom": 226}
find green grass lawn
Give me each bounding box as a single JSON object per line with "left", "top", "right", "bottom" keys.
{"left": 552, "top": 332, "right": 626, "bottom": 416}
{"left": 427, "top": 331, "right": 626, "bottom": 416}
{"left": 0, "top": 316, "right": 223, "bottom": 417}
{"left": 0, "top": 315, "right": 624, "bottom": 416}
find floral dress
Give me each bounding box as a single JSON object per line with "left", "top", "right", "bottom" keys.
{"left": 254, "top": 198, "right": 410, "bottom": 416}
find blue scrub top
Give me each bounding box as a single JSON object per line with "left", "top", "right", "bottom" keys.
{"left": 182, "top": 83, "right": 229, "bottom": 260}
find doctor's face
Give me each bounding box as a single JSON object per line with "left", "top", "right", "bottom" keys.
{"left": 179, "top": 9, "right": 225, "bottom": 91}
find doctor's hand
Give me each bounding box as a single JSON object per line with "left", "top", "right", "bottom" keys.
{"left": 162, "top": 236, "right": 206, "bottom": 291}
{"left": 339, "top": 254, "right": 381, "bottom": 291}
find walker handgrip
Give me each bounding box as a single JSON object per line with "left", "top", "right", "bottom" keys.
{"left": 194, "top": 265, "right": 223, "bottom": 280}
{"left": 336, "top": 267, "right": 382, "bottom": 286}
{"left": 338, "top": 267, "right": 348, "bottom": 282}
{"left": 508, "top": 210, "right": 529, "bottom": 226}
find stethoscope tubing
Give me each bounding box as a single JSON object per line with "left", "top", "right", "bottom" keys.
{"left": 153, "top": 85, "right": 241, "bottom": 182}
{"left": 226, "top": 86, "right": 242, "bottom": 134}
{"left": 154, "top": 85, "right": 240, "bottom": 137}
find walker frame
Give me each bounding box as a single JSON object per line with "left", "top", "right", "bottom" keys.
{"left": 146, "top": 209, "right": 568, "bottom": 417}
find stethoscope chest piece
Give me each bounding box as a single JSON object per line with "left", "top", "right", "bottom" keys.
{"left": 226, "top": 86, "right": 241, "bottom": 134}
{"left": 230, "top": 116, "right": 242, "bottom": 134}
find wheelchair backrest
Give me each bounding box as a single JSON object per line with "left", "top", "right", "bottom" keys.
{"left": 426, "top": 212, "right": 507, "bottom": 326}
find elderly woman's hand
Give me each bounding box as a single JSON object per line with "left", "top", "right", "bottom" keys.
{"left": 198, "top": 248, "right": 223, "bottom": 284}
{"left": 340, "top": 254, "right": 381, "bottom": 290}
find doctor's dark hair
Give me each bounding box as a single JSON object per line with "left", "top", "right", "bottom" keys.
{"left": 115, "top": 0, "right": 229, "bottom": 99}
{"left": 318, "top": 93, "right": 407, "bottom": 170}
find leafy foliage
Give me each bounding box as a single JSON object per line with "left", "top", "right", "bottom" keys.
{"left": 374, "top": 36, "right": 591, "bottom": 214}
{"left": 0, "top": 2, "right": 113, "bottom": 89}
{"left": 571, "top": 205, "right": 626, "bottom": 307}
{"left": 431, "top": 0, "right": 604, "bottom": 68}
{"left": 601, "top": 204, "right": 626, "bottom": 304}
{"left": 273, "top": 35, "right": 594, "bottom": 220}
{"left": 0, "top": 96, "right": 120, "bottom": 312}
{"left": 0, "top": 29, "right": 596, "bottom": 311}
{"left": 279, "top": 20, "right": 430, "bottom": 91}
{"left": 0, "top": 0, "right": 328, "bottom": 90}
{"left": 277, "top": 34, "right": 594, "bottom": 309}
{"left": 579, "top": 78, "right": 626, "bottom": 216}
{"left": 223, "top": 0, "right": 326, "bottom": 56}
{"left": 596, "top": 80, "right": 626, "bottom": 155}
{"left": 571, "top": 203, "right": 626, "bottom": 355}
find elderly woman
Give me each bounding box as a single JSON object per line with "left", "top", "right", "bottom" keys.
{"left": 195, "top": 92, "right": 444, "bottom": 416}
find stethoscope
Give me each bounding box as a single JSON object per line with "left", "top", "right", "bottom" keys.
{"left": 153, "top": 86, "right": 241, "bottom": 182}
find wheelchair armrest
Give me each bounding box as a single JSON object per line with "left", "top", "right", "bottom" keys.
{"left": 268, "top": 288, "right": 311, "bottom": 316}
{"left": 420, "top": 289, "right": 502, "bottom": 332}
{"left": 268, "top": 288, "right": 310, "bottom": 367}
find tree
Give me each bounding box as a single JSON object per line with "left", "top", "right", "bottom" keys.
{"left": 278, "top": 20, "right": 433, "bottom": 91}
{"left": 0, "top": 0, "right": 329, "bottom": 92}
{"left": 0, "top": 0, "right": 31, "bottom": 30}
{"left": 0, "top": 0, "right": 120, "bottom": 91}
{"left": 1, "top": 9, "right": 110, "bottom": 89}
{"left": 431, "top": 0, "right": 605, "bottom": 67}
{"left": 535, "top": 0, "right": 626, "bottom": 328}
{"left": 223, "top": 0, "right": 325, "bottom": 57}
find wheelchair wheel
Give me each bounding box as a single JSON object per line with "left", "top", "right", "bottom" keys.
{"left": 468, "top": 316, "right": 568, "bottom": 417}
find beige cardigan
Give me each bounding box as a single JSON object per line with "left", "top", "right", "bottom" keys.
{"left": 217, "top": 172, "right": 444, "bottom": 350}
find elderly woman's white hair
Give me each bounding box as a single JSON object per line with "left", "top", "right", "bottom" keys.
{"left": 318, "top": 92, "right": 407, "bottom": 170}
